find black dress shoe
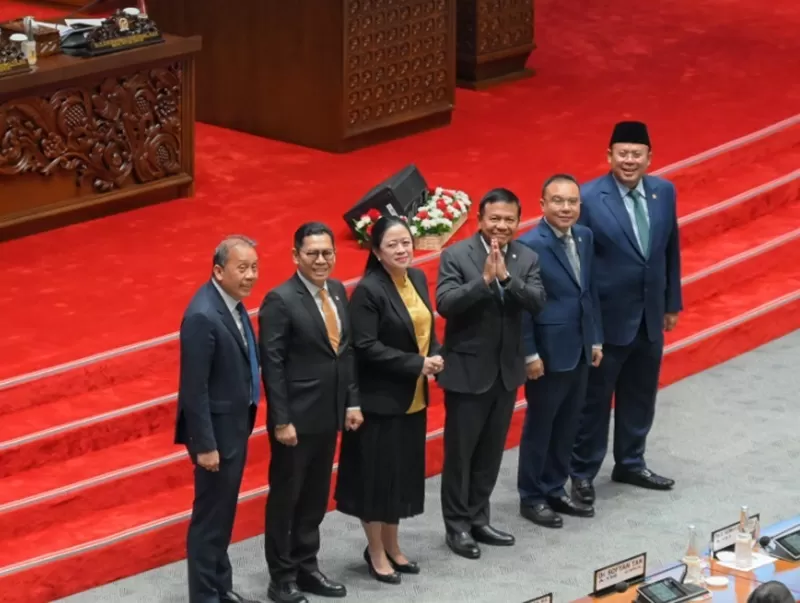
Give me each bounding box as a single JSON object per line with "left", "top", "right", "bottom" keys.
{"left": 363, "top": 548, "right": 402, "bottom": 584}
{"left": 446, "top": 531, "right": 481, "bottom": 559}
{"left": 267, "top": 582, "right": 307, "bottom": 603}
{"left": 386, "top": 552, "right": 420, "bottom": 574}
{"left": 611, "top": 467, "right": 675, "bottom": 490}
{"left": 296, "top": 570, "right": 347, "bottom": 598}
{"left": 571, "top": 478, "right": 595, "bottom": 504}
{"left": 471, "top": 524, "right": 515, "bottom": 546}
{"left": 222, "top": 592, "right": 261, "bottom": 603}
{"left": 520, "top": 503, "right": 563, "bottom": 528}
{"left": 547, "top": 494, "right": 595, "bottom": 517}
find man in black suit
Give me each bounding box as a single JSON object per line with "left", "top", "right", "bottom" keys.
{"left": 176, "top": 235, "right": 262, "bottom": 603}
{"left": 436, "top": 188, "right": 547, "bottom": 560}
{"left": 259, "top": 222, "right": 364, "bottom": 603}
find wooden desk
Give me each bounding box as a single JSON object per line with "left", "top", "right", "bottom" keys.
{"left": 709, "top": 518, "right": 800, "bottom": 595}
{"left": 574, "top": 568, "right": 760, "bottom": 603}
{"left": 148, "top": 0, "right": 456, "bottom": 153}
{"left": 455, "top": 0, "right": 535, "bottom": 89}
{"left": 0, "top": 34, "right": 201, "bottom": 240}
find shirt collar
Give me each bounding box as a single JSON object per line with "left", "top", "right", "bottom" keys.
{"left": 211, "top": 279, "right": 240, "bottom": 314}
{"left": 543, "top": 218, "right": 572, "bottom": 239}
{"left": 479, "top": 235, "right": 508, "bottom": 255}
{"left": 296, "top": 270, "right": 328, "bottom": 296}
{"left": 613, "top": 175, "right": 646, "bottom": 200}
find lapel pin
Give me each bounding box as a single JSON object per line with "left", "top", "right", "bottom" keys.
{"left": 652, "top": 193, "right": 657, "bottom": 199}
{"left": 578, "top": 237, "right": 582, "bottom": 243}
{"left": 334, "top": 295, "right": 340, "bottom": 301}
{"left": 512, "top": 254, "right": 517, "bottom": 259}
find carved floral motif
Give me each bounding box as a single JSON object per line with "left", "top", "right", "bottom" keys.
{"left": 0, "top": 64, "right": 183, "bottom": 192}
{"left": 344, "top": 0, "right": 453, "bottom": 131}
{"left": 456, "top": 0, "right": 533, "bottom": 56}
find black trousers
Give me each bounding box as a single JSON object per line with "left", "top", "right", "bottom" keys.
{"left": 264, "top": 430, "right": 338, "bottom": 583}
{"left": 517, "top": 361, "right": 589, "bottom": 505}
{"left": 440, "top": 377, "right": 517, "bottom": 534}
{"left": 571, "top": 321, "right": 664, "bottom": 481}
{"left": 187, "top": 441, "right": 249, "bottom": 603}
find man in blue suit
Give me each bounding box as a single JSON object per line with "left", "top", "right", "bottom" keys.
{"left": 570, "top": 121, "right": 683, "bottom": 503}
{"left": 517, "top": 174, "right": 603, "bottom": 528}
{"left": 176, "top": 235, "right": 262, "bottom": 603}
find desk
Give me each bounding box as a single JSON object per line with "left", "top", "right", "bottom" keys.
{"left": 148, "top": 0, "right": 456, "bottom": 152}
{"left": 0, "top": 34, "right": 201, "bottom": 240}
{"left": 573, "top": 565, "right": 761, "bottom": 603}
{"left": 709, "top": 517, "right": 800, "bottom": 596}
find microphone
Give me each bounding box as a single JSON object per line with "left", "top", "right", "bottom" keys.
{"left": 614, "top": 582, "right": 630, "bottom": 593}
{"left": 759, "top": 535, "right": 772, "bottom": 548}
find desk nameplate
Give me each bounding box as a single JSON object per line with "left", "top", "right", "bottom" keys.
{"left": 592, "top": 552, "right": 647, "bottom": 596}
{"left": 711, "top": 514, "right": 760, "bottom": 553}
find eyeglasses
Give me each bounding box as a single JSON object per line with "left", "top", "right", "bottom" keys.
{"left": 302, "top": 249, "right": 335, "bottom": 261}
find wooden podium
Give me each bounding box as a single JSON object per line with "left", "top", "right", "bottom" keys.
{"left": 456, "top": 0, "right": 535, "bottom": 89}
{"left": 149, "top": 0, "right": 457, "bottom": 153}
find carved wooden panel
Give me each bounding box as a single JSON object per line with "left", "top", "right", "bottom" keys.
{"left": 456, "top": 0, "right": 533, "bottom": 57}
{"left": 344, "top": 0, "right": 453, "bottom": 133}
{"left": 0, "top": 64, "right": 183, "bottom": 193}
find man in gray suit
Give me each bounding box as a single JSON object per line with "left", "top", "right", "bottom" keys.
{"left": 436, "top": 188, "right": 547, "bottom": 560}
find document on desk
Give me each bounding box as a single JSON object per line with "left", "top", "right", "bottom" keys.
{"left": 714, "top": 551, "right": 776, "bottom": 571}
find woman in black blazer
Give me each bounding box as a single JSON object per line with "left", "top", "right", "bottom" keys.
{"left": 335, "top": 216, "right": 443, "bottom": 584}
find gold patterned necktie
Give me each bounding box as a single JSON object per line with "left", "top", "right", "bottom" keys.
{"left": 318, "top": 288, "right": 340, "bottom": 351}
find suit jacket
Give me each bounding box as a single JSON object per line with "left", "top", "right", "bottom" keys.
{"left": 349, "top": 266, "right": 441, "bottom": 416}
{"left": 435, "top": 232, "right": 547, "bottom": 394}
{"left": 175, "top": 281, "right": 257, "bottom": 457}
{"left": 518, "top": 221, "right": 603, "bottom": 372}
{"left": 579, "top": 173, "right": 683, "bottom": 346}
{"left": 258, "top": 273, "right": 358, "bottom": 434}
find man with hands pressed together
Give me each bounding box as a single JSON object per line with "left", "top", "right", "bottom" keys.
{"left": 176, "top": 235, "right": 261, "bottom": 603}
{"left": 436, "top": 188, "right": 547, "bottom": 560}
{"left": 517, "top": 174, "right": 603, "bottom": 529}
{"left": 570, "top": 121, "right": 682, "bottom": 505}
{"left": 259, "top": 223, "right": 363, "bottom": 603}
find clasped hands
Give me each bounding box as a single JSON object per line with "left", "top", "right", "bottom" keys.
{"left": 422, "top": 354, "right": 444, "bottom": 376}
{"left": 482, "top": 238, "right": 508, "bottom": 285}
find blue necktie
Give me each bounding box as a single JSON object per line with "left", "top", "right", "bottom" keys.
{"left": 236, "top": 302, "right": 260, "bottom": 406}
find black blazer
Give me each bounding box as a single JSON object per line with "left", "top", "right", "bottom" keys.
{"left": 175, "top": 281, "right": 257, "bottom": 457}
{"left": 435, "top": 232, "right": 547, "bottom": 395}
{"left": 258, "top": 274, "right": 358, "bottom": 435}
{"left": 349, "top": 266, "right": 441, "bottom": 416}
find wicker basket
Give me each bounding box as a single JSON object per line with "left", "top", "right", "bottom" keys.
{"left": 414, "top": 214, "right": 467, "bottom": 251}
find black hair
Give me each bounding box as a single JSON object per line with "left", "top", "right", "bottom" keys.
{"left": 478, "top": 187, "right": 521, "bottom": 217}
{"left": 541, "top": 173, "right": 580, "bottom": 198}
{"left": 746, "top": 581, "right": 795, "bottom": 603}
{"left": 364, "top": 215, "right": 413, "bottom": 273}
{"left": 293, "top": 222, "right": 334, "bottom": 250}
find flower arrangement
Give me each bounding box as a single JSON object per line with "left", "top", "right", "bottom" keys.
{"left": 352, "top": 188, "right": 472, "bottom": 250}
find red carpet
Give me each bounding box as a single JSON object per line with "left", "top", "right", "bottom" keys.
{"left": 0, "top": 0, "right": 799, "bottom": 600}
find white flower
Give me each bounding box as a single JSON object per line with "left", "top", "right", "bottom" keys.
{"left": 421, "top": 218, "right": 433, "bottom": 229}
{"left": 429, "top": 208, "right": 444, "bottom": 218}
{"left": 410, "top": 225, "right": 419, "bottom": 236}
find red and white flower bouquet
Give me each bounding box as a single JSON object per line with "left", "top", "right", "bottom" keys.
{"left": 352, "top": 187, "right": 472, "bottom": 250}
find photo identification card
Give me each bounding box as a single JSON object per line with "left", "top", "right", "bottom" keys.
{"left": 593, "top": 553, "right": 647, "bottom": 596}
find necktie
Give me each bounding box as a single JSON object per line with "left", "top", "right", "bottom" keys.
{"left": 236, "top": 302, "right": 260, "bottom": 406}
{"left": 562, "top": 233, "right": 581, "bottom": 282}
{"left": 629, "top": 189, "right": 650, "bottom": 256}
{"left": 319, "top": 288, "right": 340, "bottom": 351}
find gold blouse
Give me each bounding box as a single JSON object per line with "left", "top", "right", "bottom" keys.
{"left": 393, "top": 275, "right": 431, "bottom": 414}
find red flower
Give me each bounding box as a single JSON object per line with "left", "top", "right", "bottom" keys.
{"left": 418, "top": 209, "right": 429, "bottom": 219}
{"left": 366, "top": 224, "right": 374, "bottom": 235}
{"left": 367, "top": 208, "right": 381, "bottom": 221}
{"left": 445, "top": 208, "right": 455, "bottom": 220}
{"left": 436, "top": 199, "right": 448, "bottom": 211}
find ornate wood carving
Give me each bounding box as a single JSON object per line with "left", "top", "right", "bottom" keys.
{"left": 343, "top": 0, "right": 453, "bottom": 132}
{"left": 0, "top": 64, "right": 183, "bottom": 193}
{"left": 456, "top": 0, "right": 533, "bottom": 56}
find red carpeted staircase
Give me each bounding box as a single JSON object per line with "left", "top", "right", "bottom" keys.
{"left": 1, "top": 120, "right": 799, "bottom": 602}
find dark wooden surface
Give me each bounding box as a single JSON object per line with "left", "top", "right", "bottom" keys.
{"left": 0, "top": 34, "right": 201, "bottom": 240}
{"left": 456, "top": 0, "right": 535, "bottom": 89}
{"left": 148, "top": 0, "right": 456, "bottom": 153}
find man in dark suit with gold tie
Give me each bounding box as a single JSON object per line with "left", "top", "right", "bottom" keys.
{"left": 176, "top": 235, "right": 261, "bottom": 603}
{"left": 259, "top": 222, "right": 364, "bottom": 603}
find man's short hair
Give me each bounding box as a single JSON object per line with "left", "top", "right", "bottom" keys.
{"left": 213, "top": 235, "right": 257, "bottom": 269}
{"left": 541, "top": 173, "right": 579, "bottom": 198}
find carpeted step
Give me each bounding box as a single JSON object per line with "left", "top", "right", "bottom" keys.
{"left": 2, "top": 253, "right": 798, "bottom": 601}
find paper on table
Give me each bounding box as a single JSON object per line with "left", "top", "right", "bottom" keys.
{"left": 714, "top": 551, "right": 776, "bottom": 572}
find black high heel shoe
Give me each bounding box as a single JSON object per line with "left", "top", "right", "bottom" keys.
{"left": 386, "top": 552, "right": 420, "bottom": 574}
{"left": 363, "top": 548, "right": 401, "bottom": 584}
